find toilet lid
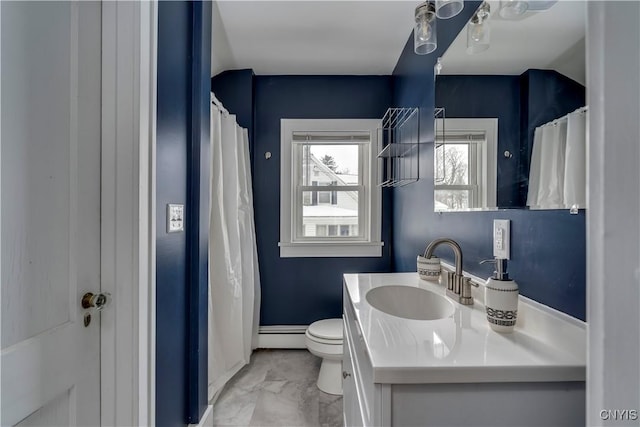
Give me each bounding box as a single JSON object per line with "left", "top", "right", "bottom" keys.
{"left": 307, "top": 318, "right": 343, "bottom": 340}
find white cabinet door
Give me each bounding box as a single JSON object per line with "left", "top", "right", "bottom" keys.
{"left": 343, "top": 332, "right": 363, "bottom": 427}
{"left": 1, "top": 2, "right": 102, "bottom": 425}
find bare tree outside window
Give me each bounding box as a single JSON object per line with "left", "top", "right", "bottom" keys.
{"left": 435, "top": 144, "right": 471, "bottom": 210}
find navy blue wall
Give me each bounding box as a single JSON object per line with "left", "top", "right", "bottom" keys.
{"left": 436, "top": 75, "right": 521, "bottom": 207}
{"left": 391, "top": 4, "right": 586, "bottom": 320}
{"left": 156, "top": 3, "right": 190, "bottom": 424}
{"left": 211, "top": 70, "right": 255, "bottom": 170}
{"left": 211, "top": 69, "right": 255, "bottom": 133}
{"left": 157, "top": 1, "right": 211, "bottom": 426}
{"left": 187, "top": 1, "right": 212, "bottom": 423}
{"left": 252, "top": 76, "right": 394, "bottom": 325}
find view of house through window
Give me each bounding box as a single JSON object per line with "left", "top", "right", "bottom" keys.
{"left": 297, "top": 143, "right": 361, "bottom": 238}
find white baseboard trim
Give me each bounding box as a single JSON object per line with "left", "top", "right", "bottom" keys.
{"left": 188, "top": 404, "right": 213, "bottom": 427}
{"left": 257, "top": 325, "right": 308, "bottom": 349}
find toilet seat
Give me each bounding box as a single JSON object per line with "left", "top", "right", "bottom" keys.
{"left": 307, "top": 318, "right": 343, "bottom": 341}
{"left": 305, "top": 330, "right": 342, "bottom": 346}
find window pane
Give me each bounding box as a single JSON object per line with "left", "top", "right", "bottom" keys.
{"left": 435, "top": 189, "right": 471, "bottom": 210}
{"left": 434, "top": 144, "right": 469, "bottom": 185}
{"left": 318, "top": 191, "right": 331, "bottom": 204}
{"left": 301, "top": 191, "right": 360, "bottom": 238}
{"left": 300, "top": 144, "right": 360, "bottom": 186}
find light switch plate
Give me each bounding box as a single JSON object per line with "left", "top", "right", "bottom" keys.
{"left": 167, "top": 204, "right": 184, "bottom": 233}
{"left": 493, "top": 219, "right": 510, "bottom": 259}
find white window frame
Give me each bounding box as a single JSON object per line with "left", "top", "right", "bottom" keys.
{"left": 279, "top": 119, "right": 383, "bottom": 257}
{"left": 434, "top": 118, "right": 498, "bottom": 210}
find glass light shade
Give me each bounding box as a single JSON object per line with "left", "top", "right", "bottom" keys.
{"left": 526, "top": 0, "right": 557, "bottom": 11}
{"left": 466, "top": 21, "right": 490, "bottom": 54}
{"left": 414, "top": 3, "right": 437, "bottom": 55}
{"left": 499, "top": 0, "right": 529, "bottom": 19}
{"left": 435, "top": 0, "right": 464, "bottom": 19}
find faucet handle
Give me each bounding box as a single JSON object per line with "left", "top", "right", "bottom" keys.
{"left": 479, "top": 259, "right": 497, "bottom": 266}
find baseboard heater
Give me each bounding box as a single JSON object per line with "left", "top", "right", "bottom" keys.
{"left": 257, "top": 325, "right": 308, "bottom": 349}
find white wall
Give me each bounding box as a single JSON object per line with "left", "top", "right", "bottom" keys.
{"left": 587, "top": 2, "right": 640, "bottom": 425}
{"left": 210, "top": 0, "right": 234, "bottom": 76}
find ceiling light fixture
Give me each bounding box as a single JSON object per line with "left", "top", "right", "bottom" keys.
{"left": 435, "top": 0, "right": 464, "bottom": 19}
{"left": 527, "top": 1, "right": 559, "bottom": 11}
{"left": 467, "top": 2, "right": 491, "bottom": 54}
{"left": 498, "top": 0, "right": 529, "bottom": 19}
{"left": 414, "top": 1, "right": 437, "bottom": 55}
{"left": 499, "top": 0, "right": 558, "bottom": 20}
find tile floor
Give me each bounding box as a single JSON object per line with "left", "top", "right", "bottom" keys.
{"left": 212, "top": 349, "right": 344, "bottom": 427}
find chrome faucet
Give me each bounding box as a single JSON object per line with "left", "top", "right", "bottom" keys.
{"left": 424, "top": 238, "right": 475, "bottom": 305}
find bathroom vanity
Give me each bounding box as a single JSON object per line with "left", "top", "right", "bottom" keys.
{"left": 342, "top": 272, "right": 586, "bottom": 427}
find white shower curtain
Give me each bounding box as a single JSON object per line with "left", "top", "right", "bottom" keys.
{"left": 208, "top": 95, "right": 261, "bottom": 401}
{"left": 527, "top": 108, "right": 587, "bottom": 209}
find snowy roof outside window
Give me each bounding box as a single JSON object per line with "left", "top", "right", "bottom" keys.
{"left": 306, "top": 153, "right": 357, "bottom": 186}
{"left": 335, "top": 173, "right": 358, "bottom": 184}
{"left": 303, "top": 205, "right": 358, "bottom": 218}
{"left": 435, "top": 200, "right": 450, "bottom": 211}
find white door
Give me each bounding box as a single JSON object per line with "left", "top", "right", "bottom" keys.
{"left": 1, "top": 1, "right": 103, "bottom": 425}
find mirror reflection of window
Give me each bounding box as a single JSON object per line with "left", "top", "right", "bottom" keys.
{"left": 434, "top": 118, "right": 497, "bottom": 211}
{"left": 435, "top": 142, "right": 476, "bottom": 210}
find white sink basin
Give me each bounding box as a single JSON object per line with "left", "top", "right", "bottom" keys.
{"left": 365, "top": 285, "right": 455, "bottom": 320}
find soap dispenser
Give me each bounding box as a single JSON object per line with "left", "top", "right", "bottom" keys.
{"left": 479, "top": 258, "right": 519, "bottom": 333}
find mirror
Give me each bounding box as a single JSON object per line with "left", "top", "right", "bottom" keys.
{"left": 434, "top": 0, "right": 586, "bottom": 212}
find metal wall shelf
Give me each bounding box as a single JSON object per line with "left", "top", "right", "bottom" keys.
{"left": 377, "top": 107, "right": 420, "bottom": 187}
{"left": 377, "top": 143, "right": 416, "bottom": 158}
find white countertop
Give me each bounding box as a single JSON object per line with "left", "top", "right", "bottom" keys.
{"left": 343, "top": 272, "right": 586, "bottom": 384}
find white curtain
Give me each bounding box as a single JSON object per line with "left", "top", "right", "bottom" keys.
{"left": 208, "top": 95, "right": 261, "bottom": 401}
{"left": 527, "top": 108, "right": 587, "bottom": 209}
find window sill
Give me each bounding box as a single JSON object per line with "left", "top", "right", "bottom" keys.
{"left": 278, "top": 241, "right": 384, "bottom": 258}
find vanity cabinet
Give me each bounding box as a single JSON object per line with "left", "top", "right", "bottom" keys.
{"left": 341, "top": 334, "right": 360, "bottom": 426}
{"left": 343, "top": 293, "right": 390, "bottom": 426}
{"left": 342, "top": 280, "right": 586, "bottom": 427}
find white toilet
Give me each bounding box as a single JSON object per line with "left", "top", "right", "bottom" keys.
{"left": 305, "top": 318, "right": 343, "bottom": 395}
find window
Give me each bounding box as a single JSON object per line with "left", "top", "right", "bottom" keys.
{"left": 279, "top": 119, "right": 383, "bottom": 257}
{"left": 435, "top": 141, "right": 480, "bottom": 209}
{"left": 434, "top": 118, "right": 497, "bottom": 211}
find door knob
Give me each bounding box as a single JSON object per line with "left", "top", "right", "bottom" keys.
{"left": 81, "top": 292, "right": 111, "bottom": 311}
